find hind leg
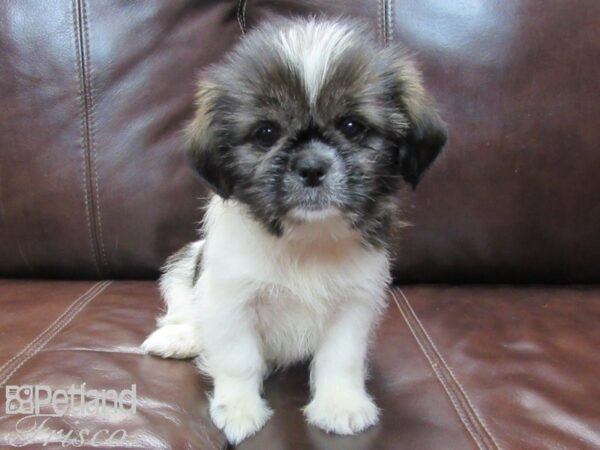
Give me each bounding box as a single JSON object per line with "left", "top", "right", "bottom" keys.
{"left": 142, "top": 241, "right": 204, "bottom": 359}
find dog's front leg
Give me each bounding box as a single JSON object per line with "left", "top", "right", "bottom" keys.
{"left": 304, "top": 302, "right": 380, "bottom": 435}
{"left": 199, "top": 281, "right": 272, "bottom": 444}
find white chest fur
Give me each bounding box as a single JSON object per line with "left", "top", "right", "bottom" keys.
{"left": 197, "top": 197, "right": 390, "bottom": 364}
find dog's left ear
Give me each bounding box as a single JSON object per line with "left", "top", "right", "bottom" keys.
{"left": 391, "top": 56, "right": 448, "bottom": 188}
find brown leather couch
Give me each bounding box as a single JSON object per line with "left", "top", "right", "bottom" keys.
{"left": 1, "top": 1, "right": 599, "bottom": 449}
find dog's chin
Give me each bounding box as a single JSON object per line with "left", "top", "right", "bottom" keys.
{"left": 286, "top": 206, "right": 342, "bottom": 223}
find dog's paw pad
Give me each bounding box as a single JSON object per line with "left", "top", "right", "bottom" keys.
{"left": 210, "top": 395, "right": 273, "bottom": 444}
{"left": 141, "top": 324, "right": 200, "bottom": 359}
{"left": 304, "top": 390, "right": 379, "bottom": 435}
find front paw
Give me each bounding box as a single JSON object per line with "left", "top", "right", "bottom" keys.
{"left": 304, "top": 389, "right": 380, "bottom": 435}
{"left": 209, "top": 394, "right": 273, "bottom": 444}
{"left": 141, "top": 324, "right": 201, "bottom": 359}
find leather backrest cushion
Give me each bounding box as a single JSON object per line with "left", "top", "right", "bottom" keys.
{"left": 1, "top": 0, "right": 242, "bottom": 278}
{"left": 0, "top": 0, "right": 598, "bottom": 282}
{"left": 389, "top": 0, "right": 600, "bottom": 282}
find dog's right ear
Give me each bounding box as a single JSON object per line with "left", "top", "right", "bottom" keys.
{"left": 186, "top": 79, "right": 234, "bottom": 199}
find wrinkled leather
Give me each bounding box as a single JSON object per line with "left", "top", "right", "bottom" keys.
{"left": 1, "top": 282, "right": 599, "bottom": 449}
{"left": 1, "top": 1, "right": 598, "bottom": 282}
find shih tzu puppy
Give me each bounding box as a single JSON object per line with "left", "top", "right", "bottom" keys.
{"left": 142, "top": 17, "right": 446, "bottom": 444}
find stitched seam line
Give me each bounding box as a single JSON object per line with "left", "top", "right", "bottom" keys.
{"left": 237, "top": 0, "right": 247, "bottom": 34}
{"left": 379, "top": 0, "right": 391, "bottom": 46}
{"left": 73, "top": 0, "right": 108, "bottom": 277}
{"left": 0, "top": 282, "right": 111, "bottom": 385}
{"left": 386, "top": 0, "right": 394, "bottom": 45}
{"left": 72, "top": 0, "right": 101, "bottom": 277}
{"left": 0, "top": 281, "right": 112, "bottom": 386}
{"left": 392, "top": 291, "right": 484, "bottom": 448}
{"left": 398, "top": 289, "right": 502, "bottom": 449}
{"left": 378, "top": 0, "right": 384, "bottom": 45}
{"left": 198, "top": 418, "right": 220, "bottom": 450}
{"left": 242, "top": 0, "right": 248, "bottom": 33}
{"left": 81, "top": 0, "right": 109, "bottom": 275}
{"left": 0, "top": 282, "right": 104, "bottom": 375}
{"left": 382, "top": 0, "right": 388, "bottom": 45}
{"left": 393, "top": 289, "right": 500, "bottom": 450}
{"left": 393, "top": 291, "right": 486, "bottom": 449}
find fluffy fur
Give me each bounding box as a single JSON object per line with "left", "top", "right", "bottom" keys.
{"left": 142, "top": 17, "right": 446, "bottom": 444}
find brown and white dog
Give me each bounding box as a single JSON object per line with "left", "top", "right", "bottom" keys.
{"left": 142, "top": 17, "right": 446, "bottom": 444}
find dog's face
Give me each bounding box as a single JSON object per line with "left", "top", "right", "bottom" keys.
{"left": 188, "top": 19, "right": 446, "bottom": 245}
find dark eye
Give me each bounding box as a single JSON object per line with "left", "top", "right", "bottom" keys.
{"left": 253, "top": 123, "right": 281, "bottom": 148}
{"left": 338, "top": 117, "right": 366, "bottom": 140}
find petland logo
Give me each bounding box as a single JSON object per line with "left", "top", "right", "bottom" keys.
{"left": 4, "top": 383, "right": 136, "bottom": 447}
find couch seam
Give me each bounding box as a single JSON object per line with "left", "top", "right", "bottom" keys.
{"left": 378, "top": 0, "right": 383, "bottom": 45}
{"left": 386, "top": 0, "right": 393, "bottom": 45}
{"left": 398, "top": 289, "right": 502, "bottom": 449}
{"left": 0, "top": 283, "right": 104, "bottom": 375}
{"left": 72, "top": 0, "right": 101, "bottom": 278}
{"left": 0, "top": 281, "right": 111, "bottom": 387}
{"left": 237, "top": 0, "right": 247, "bottom": 34}
{"left": 43, "top": 348, "right": 147, "bottom": 356}
{"left": 81, "top": 0, "right": 110, "bottom": 276}
{"left": 379, "top": 0, "right": 392, "bottom": 46}
{"left": 392, "top": 291, "right": 483, "bottom": 448}
{"left": 198, "top": 418, "right": 220, "bottom": 450}
{"left": 393, "top": 289, "right": 501, "bottom": 450}
{"left": 73, "top": 0, "right": 109, "bottom": 277}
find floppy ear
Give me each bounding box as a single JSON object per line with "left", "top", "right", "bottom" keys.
{"left": 186, "top": 79, "right": 234, "bottom": 199}
{"left": 392, "top": 57, "right": 448, "bottom": 188}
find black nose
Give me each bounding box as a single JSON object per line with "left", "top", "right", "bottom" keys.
{"left": 294, "top": 158, "right": 330, "bottom": 187}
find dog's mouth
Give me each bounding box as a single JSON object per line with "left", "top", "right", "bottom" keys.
{"left": 284, "top": 189, "right": 344, "bottom": 222}
{"left": 285, "top": 185, "right": 335, "bottom": 210}
{"left": 287, "top": 205, "right": 341, "bottom": 222}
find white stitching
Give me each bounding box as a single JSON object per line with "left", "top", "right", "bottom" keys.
{"left": 0, "top": 282, "right": 103, "bottom": 375}
{"left": 392, "top": 291, "right": 486, "bottom": 449}
{"left": 383, "top": 0, "right": 388, "bottom": 45}
{"left": 237, "top": 0, "right": 247, "bottom": 34}
{"left": 195, "top": 416, "right": 220, "bottom": 450}
{"left": 386, "top": 0, "right": 393, "bottom": 45}
{"left": 0, "top": 282, "right": 110, "bottom": 384}
{"left": 242, "top": 0, "right": 248, "bottom": 33}
{"left": 0, "top": 281, "right": 222, "bottom": 449}
{"left": 398, "top": 289, "right": 502, "bottom": 450}
{"left": 377, "top": 0, "right": 384, "bottom": 45}
{"left": 0, "top": 281, "right": 111, "bottom": 386}
{"left": 396, "top": 289, "right": 501, "bottom": 449}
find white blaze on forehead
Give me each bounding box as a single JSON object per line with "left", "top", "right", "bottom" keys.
{"left": 275, "top": 19, "right": 357, "bottom": 105}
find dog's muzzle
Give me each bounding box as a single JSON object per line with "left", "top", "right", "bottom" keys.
{"left": 290, "top": 140, "right": 336, "bottom": 188}
{"left": 292, "top": 155, "right": 332, "bottom": 188}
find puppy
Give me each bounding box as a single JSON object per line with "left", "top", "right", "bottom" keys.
{"left": 142, "top": 17, "right": 446, "bottom": 444}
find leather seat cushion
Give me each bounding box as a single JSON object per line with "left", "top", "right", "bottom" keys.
{"left": 1, "top": 281, "right": 599, "bottom": 449}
